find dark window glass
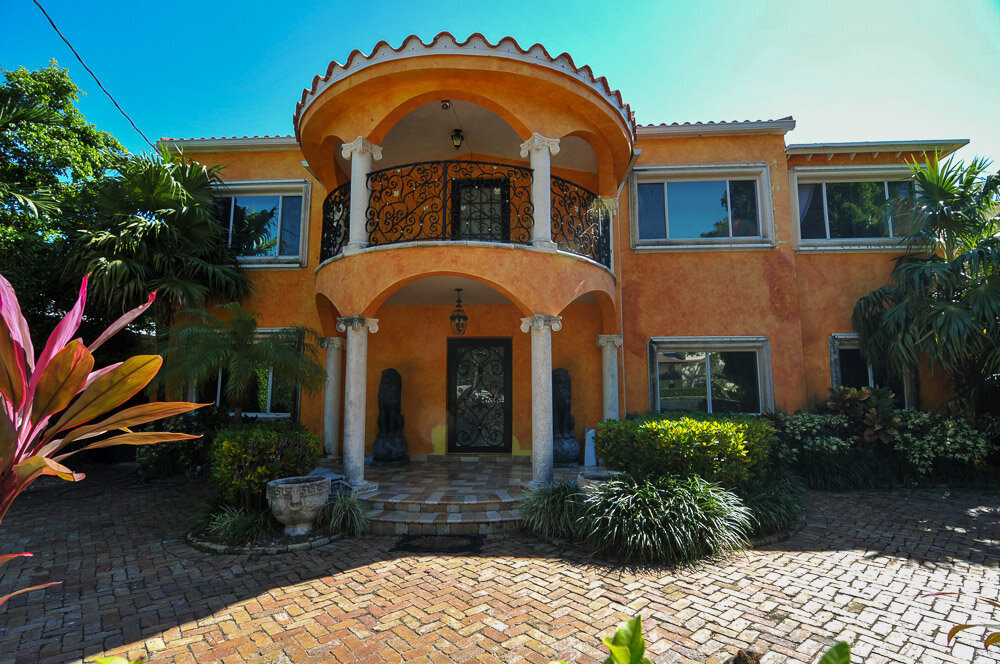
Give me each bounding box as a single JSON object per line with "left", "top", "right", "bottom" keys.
{"left": 798, "top": 183, "right": 827, "bottom": 239}
{"left": 667, "top": 180, "right": 729, "bottom": 239}
{"left": 709, "top": 351, "right": 760, "bottom": 413}
{"left": 826, "top": 182, "right": 888, "bottom": 238}
{"left": 729, "top": 180, "right": 759, "bottom": 237}
{"left": 637, "top": 183, "right": 666, "bottom": 239}
{"left": 279, "top": 196, "right": 302, "bottom": 256}
{"left": 837, "top": 348, "right": 870, "bottom": 389}
{"left": 657, "top": 351, "right": 708, "bottom": 412}
{"left": 231, "top": 195, "right": 280, "bottom": 256}
{"left": 888, "top": 181, "right": 915, "bottom": 237}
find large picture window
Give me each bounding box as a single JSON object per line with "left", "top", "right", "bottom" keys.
{"left": 632, "top": 164, "right": 772, "bottom": 249}
{"left": 214, "top": 180, "right": 309, "bottom": 264}
{"left": 648, "top": 337, "right": 774, "bottom": 414}
{"left": 798, "top": 180, "right": 913, "bottom": 240}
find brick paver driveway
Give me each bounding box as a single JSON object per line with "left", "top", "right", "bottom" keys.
{"left": 0, "top": 465, "right": 997, "bottom": 664}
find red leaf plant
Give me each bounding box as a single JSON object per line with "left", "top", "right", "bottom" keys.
{"left": 0, "top": 273, "right": 204, "bottom": 606}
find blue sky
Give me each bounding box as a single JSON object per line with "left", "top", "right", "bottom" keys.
{"left": 3, "top": 0, "right": 999, "bottom": 164}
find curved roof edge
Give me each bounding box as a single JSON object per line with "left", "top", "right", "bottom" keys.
{"left": 293, "top": 32, "right": 636, "bottom": 141}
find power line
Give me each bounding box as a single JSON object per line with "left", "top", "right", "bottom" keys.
{"left": 31, "top": 0, "right": 157, "bottom": 152}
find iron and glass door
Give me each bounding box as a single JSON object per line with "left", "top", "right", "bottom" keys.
{"left": 450, "top": 178, "right": 510, "bottom": 241}
{"left": 447, "top": 338, "right": 512, "bottom": 453}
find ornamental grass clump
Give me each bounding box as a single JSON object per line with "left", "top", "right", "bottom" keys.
{"left": 581, "top": 475, "right": 752, "bottom": 565}
{"left": 519, "top": 481, "right": 588, "bottom": 542}
{"left": 316, "top": 492, "right": 367, "bottom": 537}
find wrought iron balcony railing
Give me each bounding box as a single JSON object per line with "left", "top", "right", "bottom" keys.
{"left": 320, "top": 159, "right": 610, "bottom": 268}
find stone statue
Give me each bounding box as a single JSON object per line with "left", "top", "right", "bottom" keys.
{"left": 552, "top": 368, "right": 579, "bottom": 465}
{"left": 372, "top": 368, "right": 408, "bottom": 465}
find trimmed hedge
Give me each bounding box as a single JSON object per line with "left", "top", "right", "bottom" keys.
{"left": 596, "top": 414, "right": 775, "bottom": 487}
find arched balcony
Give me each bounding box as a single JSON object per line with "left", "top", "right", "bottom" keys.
{"left": 319, "top": 160, "right": 612, "bottom": 267}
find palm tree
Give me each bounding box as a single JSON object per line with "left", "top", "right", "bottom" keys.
{"left": 853, "top": 154, "right": 1000, "bottom": 417}
{"left": 67, "top": 149, "right": 252, "bottom": 335}
{"left": 157, "top": 302, "right": 325, "bottom": 420}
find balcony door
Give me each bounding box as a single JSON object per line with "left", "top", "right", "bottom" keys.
{"left": 450, "top": 178, "right": 510, "bottom": 242}
{"left": 447, "top": 338, "right": 512, "bottom": 454}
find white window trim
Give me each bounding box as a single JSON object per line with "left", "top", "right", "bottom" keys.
{"left": 208, "top": 327, "right": 303, "bottom": 419}
{"left": 790, "top": 166, "right": 913, "bottom": 252}
{"left": 828, "top": 333, "right": 917, "bottom": 408}
{"left": 647, "top": 335, "right": 775, "bottom": 413}
{"left": 630, "top": 163, "right": 775, "bottom": 252}
{"left": 215, "top": 179, "right": 311, "bottom": 268}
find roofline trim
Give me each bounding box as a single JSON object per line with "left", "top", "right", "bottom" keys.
{"left": 294, "top": 32, "right": 636, "bottom": 141}
{"left": 638, "top": 119, "right": 796, "bottom": 137}
{"left": 159, "top": 136, "right": 300, "bottom": 154}
{"left": 786, "top": 139, "right": 969, "bottom": 157}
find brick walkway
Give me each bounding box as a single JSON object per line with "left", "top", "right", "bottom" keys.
{"left": 0, "top": 465, "right": 997, "bottom": 664}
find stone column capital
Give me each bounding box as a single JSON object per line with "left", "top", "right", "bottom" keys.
{"left": 337, "top": 315, "right": 379, "bottom": 334}
{"left": 519, "top": 132, "right": 560, "bottom": 158}
{"left": 321, "top": 336, "right": 345, "bottom": 350}
{"left": 520, "top": 314, "right": 562, "bottom": 334}
{"left": 596, "top": 334, "right": 623, "bottom": 349}
{"left": 341, "top": 136, "right": 383, "bottom": 161}
{"left": 598, "top": 196, "right": 619, "bottom": 215}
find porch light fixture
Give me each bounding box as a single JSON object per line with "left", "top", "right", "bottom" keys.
{"left": 449, "top": 288, "right": 468, "bottom": 335}
{"left": 451, "top": 128, "right": 464, "bottom": 150}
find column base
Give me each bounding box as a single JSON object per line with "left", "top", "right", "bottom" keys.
{"left": 532, "top": 240, "right": 558, "bottom": 252}
{"left": 342, "top": 243, "right": 367, "bottom": 256}
{"left": 347, "top": 480, "right": 378, "bottom": 497}
{"left": 525, "top": 480, "right": 555, "bottom": 491}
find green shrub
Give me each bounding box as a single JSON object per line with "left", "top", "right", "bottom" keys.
{"left": 596, "top": 414, "right": 775, "bottom": 487}
{"left": 896, "top": 410, "right": 995, "bottom": 477}
{"left": 736, "top": 469, "right": 807, "bottom": 538}
{"left": 315, "top": 492, "right": 367, "bottom": 537}
{"left": 581, "top": 475, "right": 751, "bottom": 565}
{"left": 204, "top": 505, "right": 277, "bottom": 545}
{"left": 136, "top": 406, "right": 233, "bottom": 479}
{"left": 210, "top": 420, "right": 321, "bottom": 509}
{"left": 519, "top": 481, "right": 588, "bottom": 541}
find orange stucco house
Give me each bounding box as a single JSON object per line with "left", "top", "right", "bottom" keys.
{"left": 162, "top": 33, "right": 966, "bottom": 490}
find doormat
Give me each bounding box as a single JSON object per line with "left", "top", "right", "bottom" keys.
{"left": 391, "top": 534, "right": 485, "bottom": 554}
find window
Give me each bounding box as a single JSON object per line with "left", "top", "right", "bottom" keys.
{"left": 214, "top": 180, "right": 309, "bottom": 264}
{"left": 203, "top": 367, "right": 297, "bottom": 418}
{"left": 828, "top": 334, "right": 915, "bottom": 408}
{"left": 632, "top": 164, "right": 773, "bottom": 248}
{"left": 791, "top": 168, "right": 914, "bottom": 248}
{"left": 648, "top": 336, "right": 774, "bottom": 413}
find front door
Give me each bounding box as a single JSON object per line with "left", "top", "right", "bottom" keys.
{"left": 447, "top": 338, "right": 512, "bottom": 453}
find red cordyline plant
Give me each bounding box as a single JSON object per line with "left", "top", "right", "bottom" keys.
{"left": 0, "top": 272, "right": 203, "bottom": 607}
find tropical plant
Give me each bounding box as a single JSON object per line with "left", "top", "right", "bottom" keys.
{"left": 155, "top": 302, "right": 324, "bottom": 418}
{"left": 0, "top": 272, "right": 202, "bottom": 605}
{"left": 67, "top": 149, "right": 252, "bottom": 336}
{"left": 316, "top": 492, "right": 367, "bottom": 537}
{"left": 926, "top": 592, "right": 1000, "bottom": 653}
{"left": 853, "top": 154, "right": 1000, "bottom": 417}
{"left": 519, "top": 481, "right": 588, "bottom": 542}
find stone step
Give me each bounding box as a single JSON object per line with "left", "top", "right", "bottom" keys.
{"left": 365, "top": 508, "right": 521, "bottom": 535}
{"left": 361, "top": 493, "right": 521, "bottom": 514}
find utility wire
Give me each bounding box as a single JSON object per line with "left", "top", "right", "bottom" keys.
{"left": 32, "top": 0, "right": 157, "bottom": 151}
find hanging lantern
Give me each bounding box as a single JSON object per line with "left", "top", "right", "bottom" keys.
{"left": 449, "top": 288, "right": 468, "bottom": 335}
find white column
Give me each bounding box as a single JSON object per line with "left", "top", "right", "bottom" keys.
{"left": 596, "top": 334, "right": 623, "bottom": 421}
{"left": 341, "top": 137, "right": 383, "bottom": 252}
{"left": 520, "top": 314, "right": 562, "bottom": 487}
{"left": 336, "top": 315, "right": 379, "bottom": 490}
{"left": 519, "top": 133, "right": 560, "bottom": 249}
{"left": 321, "top": 337, "right": 344, "bottom": 459}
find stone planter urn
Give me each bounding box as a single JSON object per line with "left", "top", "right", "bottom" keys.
{"left": 576, "top": 469, "right": 621, "bottom": 494}
{"left": 266, "top": 476, "right": 331, "bottom": 536}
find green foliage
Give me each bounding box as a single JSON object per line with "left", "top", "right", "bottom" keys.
{"left": 596, "top": 414, "right": 774, "bottom": 487}
{"left": 736, "top": 469, "right": 807, "bottom": 538}
{"left": 581, "top": 476, "right": 751, "bottom": 565}
{"left": 853, "top": 154, "right": 1000, "bottom": 417}
{"left": 551, "top": 614, "right": 651, "bottom": 664}
{"left": 155, "top": 302, "right": 324, "bottom": 417}
{"left": 67, "top": 149, "right": 251, "bottom": 333}
{"left": 519, "top": 481, "right": 588, "bottom": 541}
{"left": 315, "top": 493, "right": 367, "bottom": 537}
{"left": 135, "top": 407, "right": 233, "bottom": 479}
{"left": 821, "top": 386, "right": 900, "bottom": 445}
{"left": 210, "top": 421, "right": 321, "bottom": 510}
{"left": 203, "top": 505, "right": 277, "bottom": 545}
{"left": 895, "top": 410, "right": 995, "bottom": 476}
{"left": 816, "top": 642, "right": 851, "bottom": 664}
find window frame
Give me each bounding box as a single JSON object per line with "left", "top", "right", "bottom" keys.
{"left": 647, "top": 336, "right": 775, "bottom": 414}
{"left": 214, "top": 179, "right": 311, "bottom": 267}
{"left": 630, "top": 163, "right": 774, "bottom": 251}
{"left": 790, "top": 166, "right": 914, "bottom": 251}
{"left": 828, "top": 333, "right": 917, "bottom": 408}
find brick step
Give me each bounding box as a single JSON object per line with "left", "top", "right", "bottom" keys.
{"left": 361, "top": 494, "right": 521, "bottom": 514}
{"left": 364, "top": 508, "right": 521, "bottom": 535}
